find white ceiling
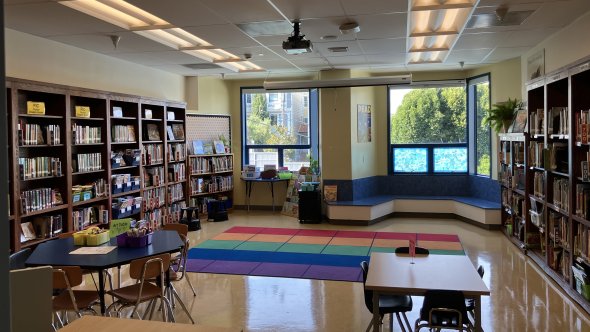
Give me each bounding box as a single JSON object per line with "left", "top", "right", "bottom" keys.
{"left": 5, "top": 0, "right": 590, "bottom": 78}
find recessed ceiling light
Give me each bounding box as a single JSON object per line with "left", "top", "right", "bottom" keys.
{"left": 328, "top": 46, "right": 349, "bottom": 53}
{"left": 321, "top": 35, "right": 338, "bottom": 41}
{"left": 339, "top": 22, "right": 360, "bottom": 34}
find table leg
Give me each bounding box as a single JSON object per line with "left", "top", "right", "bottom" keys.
{"left": 270, "top": 182, "right": 275, "bottom": 212}
{"left": 475, "top": 295, "right": 482, "bottom": 332}
{"left": 246, "top": 182, "right": 252, "bottom": 212}
{"left": 372, "top": 291, "right": 380, "bottom": 332}
{"left": 98, "top": 269, "right": 106, "bottom": 315}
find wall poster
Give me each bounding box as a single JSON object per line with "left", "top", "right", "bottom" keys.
{"left": 357, "top": 104, "right": 372, "bottom": 143}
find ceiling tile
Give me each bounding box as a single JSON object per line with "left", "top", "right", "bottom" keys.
{"left": 357, "top": 38, "right": 406, "bottom": 55}
{"left": 152, "top": 64, "right": 233, "bottom": 76}
{"left": 340, "top": 0, "right": 408, "bottom": 15}
{"left": 183, "top": 24, "right": 257, "bottom": 48}
{"left": 445, "top": 49, "right": 493, "bottom": 64}
{"left": 365, "top": 53, "right": 407, "bottom": 65}
{"left": 484, "top": 46, "right": 531, "bottom": 62}
{"left": 270, "top": 0, "right": 346, "bottom": 20}
{"left": 313, "top": 41, "right": 364, "bottom": 57}
{"left": 353, "top": 13, "right": 407, "bottom": 40}
{"left": 267, "top": 45, "right": 325, "bottom": 59}
{"left": 126, "top": 0, "right": 226, "bottom": 27}
{"left": 197, "top": 0, "right": 284, "bottom": 24}
{"left": 222, "top": 46, "right": 285, "bottom": 61}
{"left": 47, "top": 32, "right": 173, "bottom": 54}
{"left": 5, "top": 2, "right": 125, "bottom": 37}
{"left": 326, "top": 55, "right": 368, "bottom": 66}
{"left": 296, "top": 18, "right": 358, "bottom": 42}
{"left": 498, "top": 28, "right": 560, "bottom": 47}
{"left": 146, "top": 51, "right": 212, "bottom": 65}
{"left": 248, "top": 59, "right": 300, "bottom": 70}
{"left": 521, "top": 0, "right": 590, "bottom": 29}
{"left": 453, "top": 32, "right": 512, "bottom": 50}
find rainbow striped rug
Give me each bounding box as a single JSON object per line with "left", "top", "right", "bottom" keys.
{"left": 186, "top": 226, "right": 464, "bottom": 282}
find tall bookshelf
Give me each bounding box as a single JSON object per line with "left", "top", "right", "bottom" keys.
{"left": 188, "top": 153, "right": 234, "bottom": 216}
{"left": 500, "top": 57, "right": 590, "bottom": 313}
{"left": 164, "top": 102, "right": 187, "bottom": 224}
{"left": 6, "top": 78, "right": 187, "bottom": 252}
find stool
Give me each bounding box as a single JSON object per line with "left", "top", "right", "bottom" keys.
{"left": 208, "top": 200, "right": 228, "bottom": 222}
{"left": 180, "top": 207, "right": 201, "bottom": 231}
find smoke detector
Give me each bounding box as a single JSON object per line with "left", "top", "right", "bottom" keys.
{"left": 339, "top": 22, "right": 360, "bottom": 34}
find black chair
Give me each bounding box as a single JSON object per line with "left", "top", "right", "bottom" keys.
{"left": 9, "top": 248, "right": 32, "bottom": 270}
{"left": 466, "top": 265, "right": 485, "bottom": 317}
{"left": 360, "top": 261, "right": 413, "bottom": 332}
{"left": 415, "top": 289, "right": 474, "bottom": 332}
{"left": 395, "top": 246, "right": 430, "bottom": 255}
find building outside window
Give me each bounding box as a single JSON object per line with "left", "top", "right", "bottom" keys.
{"left": 242, "top": 88, "right": 318, "bottom": 171}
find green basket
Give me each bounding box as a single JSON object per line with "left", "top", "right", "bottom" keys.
{"left": 278, "top": 172, "right": 292, "bottom": 180}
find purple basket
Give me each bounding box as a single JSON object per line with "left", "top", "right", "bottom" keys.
{"left": 116, "top": 232, "right": 153, "bottom": 247}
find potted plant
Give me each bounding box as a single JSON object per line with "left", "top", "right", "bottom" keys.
{"left": 482, "top": 98, "right": 522, "bottom": 133}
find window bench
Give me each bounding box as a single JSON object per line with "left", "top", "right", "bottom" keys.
{"left": 325, "top": 195, "right": 501, "bottom": 229}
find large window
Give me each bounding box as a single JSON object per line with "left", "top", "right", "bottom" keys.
{"left": 468, "top": 75, "right": 491, "bottom": 177}
{"left": 242, "top": 88, "right": 318, "bottom": 170}
{"left": 389, "top": 84, "right": 467, "bottom": 173}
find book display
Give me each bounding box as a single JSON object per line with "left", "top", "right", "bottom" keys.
{"left": 500, "top": 57, "right": 590, "bottom": 313}
{"left": 188, "top": 153, "right": 234, "bottom": 216}
{"left": 6, "top": 78, "right": 187, "bottom": 252}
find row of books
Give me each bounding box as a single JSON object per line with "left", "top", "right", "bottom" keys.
{"left": 142, "top": 144, "right": 164, "bottom": 165}
{"left": 169, "top": 163, "right": 186, "bottom": 182}
{"left": 547, "top": 245, "right": 571, "bottom": 282}
{"left": 529, "top": 142, "right": 544, "bottom": 168}
{"left": 529, "top": 108, "right": 545, "bottom": 136}
{"left": 190, "top": 156, "right": 234, "bottom": 174}
{"left": 72, "top": 178, "right": 108, "bottom": 201}
{"left": 534, "top": 172, "right": 546, "bottom": 198}
{"left": 168, "top": 183, "right": 184, "bottom": 203}
{"left": 144, "top": 166, "right": 164, "bottom": 187}
{"left": 501, "top": 188, "right": 512, "bottom": 210}
{"left": 191, "top": 175, "right": 233, "bottom": 194}
{"left": 18, "top": 157, "right": 62, "bottom": 179}
{"left": 168, "top": 143, "right": 185, "bottom": 162}
{"left": 144, "top": 208, "right": 163, "bottom": 227}
{"left": 553, "top": 178, "right": 569, "bottom": 211}
{"left": 166, "top": 124, "right": 185, "bottom": 141}
{"left": 189, "top": 196, "right": 227, "bottom": 215}
{"left": 111, "top": 173, "right": 139, "bottom": 187}
{"left": 547, "top": 143, "right": 568, "bottom": 173}
{"left": 574, "top": 224, "right": 590, "bottom": 262}
{"left": 20, "top": 188, "right": 62, "bottom": 214}
{"left": 18, "top": 122, "right": 61, "bottom": 146}
{"left": 143, "top": 187, "right": 166, "bottom": 211}
{"left": 20, "top": 215, "right": 63, "bottom": 242}
{"left": 576, "top": 109, "right": 590, "bottom": 144}
{"left": 548, "top": 106, "right": 569, "bottom": 136}
{"left": 167, "top": 201, "right": 186, "bottom": 223}
{"left": 549, "top": 211, "right": 570, "bottom": 250}
{"left": 72, "top": 124, "right": 101, "bottom": 144}
{"left": 73, "top": 205, "right": 108, "bottom": 231}
{"left": 576, "top": 184, "right": 590, "bottom": 220}
{"left": 112, "top": 125, "right": 136, "bottom": 143}
{"left": 74, "top": 152, "right": 102, "bottom": 172}
{"left": 511, "top": 194, "right": 525, "bottom": 219}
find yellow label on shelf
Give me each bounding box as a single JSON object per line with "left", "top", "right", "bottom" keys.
{"left": 109, "top": 218, "right": 131, "bottom": 238}
{"left": 26, "top": 101, "right": 45, "bottom": 115}
{"left": 75, "top": 106, "right": 90, "bottom": 118}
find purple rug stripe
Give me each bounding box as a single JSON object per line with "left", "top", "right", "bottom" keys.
{"left": 201, "top": 260, "right": 261, "bottom": 275}
{"left": 250, "top": 263, "right": 311, "bottom": 278}
{"left": 303, "top": 265, "right": 362, "bottom": 282}
{"left": 186, "top": 258, "right": 215, "bottom": 272}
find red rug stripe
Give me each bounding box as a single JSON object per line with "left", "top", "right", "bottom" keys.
{"left": 374, "top": 232, "right": 417, "bottom": 240}
{"left": 258, "top": 228, "right": 300, "bottom": 235}
{"left": 296, "top": 229, "right": 338, "bottom": 237}
{"left": 225, "top": 226, "right": 265, "bottom": 234}
{"left": 417, "top": 233, "right": 460, "bottom": 242}
{"left": 334, "top": 230, "right": 376, "bottom": 239}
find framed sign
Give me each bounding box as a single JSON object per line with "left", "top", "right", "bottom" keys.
{"left": 527, "top": 49, "right": 545, "bottom": 81}
{"left": 357, "top": 104, "right": 372, "bottom": 143}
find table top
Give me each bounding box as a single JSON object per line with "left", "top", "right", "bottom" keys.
{"left": 58, "top": 316, "right": 242, "bottom": 332}
{"left": 365, "top": 252, "right": 490, "bottom": 296}
{"left": 26, "top": 230, "right": 183, "bottom": 270}
{"left": 241, "top": 177, "right": 289, "bottom": 183}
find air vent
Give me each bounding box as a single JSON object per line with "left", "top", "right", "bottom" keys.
{"left": 182, "top": 63, "right": 223, "bottom": 70}
{"left": 328, "top": 46, "right": 349, "bottom": 53}
{"left": 466, "top": 11, "right": 534, "bottom": 29}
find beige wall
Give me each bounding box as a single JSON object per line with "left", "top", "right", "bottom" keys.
{"left": 350, "top": 86, "right": 379, "bottom": 179}
{"left": 5, "top": 29, "right": 185, "bottom": 101}
{"left": 186, "top": 76, "right": 232, "bottom": 114}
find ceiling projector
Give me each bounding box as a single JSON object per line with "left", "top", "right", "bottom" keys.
{"left": 283, "top": 21, "right": 312, "bottom": 55}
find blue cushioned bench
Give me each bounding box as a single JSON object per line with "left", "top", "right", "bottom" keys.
{"left": 323, "top": 176, "right": 501, "bottom": 229}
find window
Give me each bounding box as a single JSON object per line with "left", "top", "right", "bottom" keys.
{"left": 389, "top": 84, "right": 467, "bottom": 173}
{"left": 242, "top": 88, "right": 318, "bottom": 170}
{"left": 468, "top": 75, "right": 491, "bottom": 177}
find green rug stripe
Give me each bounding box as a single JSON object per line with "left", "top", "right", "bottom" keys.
{"left": 234, "top": 241, "right": 285, "bottom": 252}
{"left": 278, "top": 243, "right": 327, "bottom": 254}
{"left": 429, "top": 249, "right": 465, "bottom": 255}
{"left": 196, "top": 240, "right": 244, "bottom": 250}
{"left": 369, "top": 247, "right": 397, "bottom": 253}
{"left": 322, "top": 245, "right": 371, "bottom": 256}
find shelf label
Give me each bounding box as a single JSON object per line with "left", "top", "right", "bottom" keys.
{"left": 75, "top": 106, "right": 90, "bottom": 118}
{"left": 26, "top": 101, "right": 45, "bottom": 115}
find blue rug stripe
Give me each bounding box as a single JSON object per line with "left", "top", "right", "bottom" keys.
{"left": 188, "top": 248, "right": 369, "bottom": 267}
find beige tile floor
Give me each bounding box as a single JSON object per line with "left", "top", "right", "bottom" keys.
{"left": 99, "top": 211, "right": 590, "bottom": 331}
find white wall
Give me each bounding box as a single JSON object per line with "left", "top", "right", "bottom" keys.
{"left": 5, "top": 29, "right": 185, "bottom": 101}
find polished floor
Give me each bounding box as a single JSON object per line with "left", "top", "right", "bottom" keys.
{"left": 101, "top": 211, "right": 590, "bottom": 331}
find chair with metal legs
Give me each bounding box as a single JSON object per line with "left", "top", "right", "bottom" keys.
{"left": 52, "top": 266, "right": 100, "bottom": 329}
{"left": 163, "top": 223, "right": 197, "bottom": 296}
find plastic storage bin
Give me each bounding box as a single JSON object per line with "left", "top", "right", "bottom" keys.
{"left": 116, "top": 232, "right": 153, "bottom": 248}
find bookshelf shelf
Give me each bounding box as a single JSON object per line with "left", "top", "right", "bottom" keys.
{"left": 529, "top": 195, "right": 545, "bottom": 204}
{"left": 72, "top": 196, "right": 108, "bottom": 207}
{"left": 549, "top": 170, "right": 569, "bottom": 178}
{"left": 20, "top": 175, "right": 64, "bottom": 182}
{"left": 111, "top": 142, "right": 138, "bottom": 145}
{"left": 21, "top": 236, "right": 58, "bottom": 248}
{"left": 143, "top": 140, "right": 163, "bottom": 144}
{"left": 18, "top": 114, "right": 63, "bottom": 119}
{"left": 20, "top": 204, "right": 69, "bottom": 218}
{"left": 112, "top": 189, "right": 141, "bottom": 198}
{"left": 111, "top": 165, "right": 139, "bottom": 170}
{"left": 110, "top": 116, "right": 136, "bottom": 120}
{"left": 142, "top": 118, "right": 162, "bottom": 122}
{"left": 514, "top": 188, "right": 525, "bottom": 196}
{"left": 168, "top": 179, "right": 187, "bottom": 186}
{"left": 166, "top": 119, "right": 183, "bottom": 123}
{"left": 72, "top": 169, "right": 105, "bottom": 175}
{"left": 19, "top": 144, "right": 64, "bottom": 148}
{"left": 143, "top": 184, "right": 166, "bottom": 191}
{"left": 572, "top": 215, "right": 590, "bottom": 227}
{"left": 144, "top": 163, "right": 164, "bottom": 167}
{"left": 167, "top": 139, "right": 185, "bottom": 143}
{"left": 190, "top": 189, "right": 233, "bottom": 197}
{"left": 73, "top": 143, "right": 104, "bottom": 147}
{"left": 168, "top": 160, "right": 185, "bottom": 164}
{"left": 71, "top": 117, "right": 104, "bottom": 121}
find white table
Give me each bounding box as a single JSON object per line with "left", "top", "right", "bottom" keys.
{"left": 365, "top": 252, "right": 490, "bottom": 332}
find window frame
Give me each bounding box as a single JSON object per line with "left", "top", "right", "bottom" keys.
{"left": 240, "top": 87, "right": 319, "bottom": 169}
{"left": 387, "top": 81, "right": 469, "bottom": 175}
{"left": 467, "top": 73, "right": 492, "bottom": 177}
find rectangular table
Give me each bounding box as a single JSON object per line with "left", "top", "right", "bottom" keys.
{"left": 242, "top": 178, "right": 289, "bottom": 211}
{"left": 365, "top": 252, "right": 490, "bottom": 332}
{"left": 26, "top": 230, "right": 184, "bottom": 315}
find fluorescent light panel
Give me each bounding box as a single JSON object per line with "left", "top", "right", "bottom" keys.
{"left": 58, "top": 0, "right": 264, "bottom": 73}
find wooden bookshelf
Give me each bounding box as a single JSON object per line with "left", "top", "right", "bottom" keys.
{"left": 164, "top": 101, "right": 187, "bottom": 224}
{"left": 188, "top": 153, "right": 234, "bottom": 216}
{"left": 500, "top": 56, "right": 590, "bottom": 314}
{"left": 6, "top": 77, "right": 187, "bottom": 253}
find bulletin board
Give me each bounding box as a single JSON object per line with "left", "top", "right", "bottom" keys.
{"left": 186, "top": 114, "right": 232, "bottom": 152}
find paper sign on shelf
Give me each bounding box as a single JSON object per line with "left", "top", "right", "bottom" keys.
{"left": 75, "top": 106, "right": 90, "bottom": 118}
{"left": 26, "top": 101, "right": 45, "bottom": 115}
